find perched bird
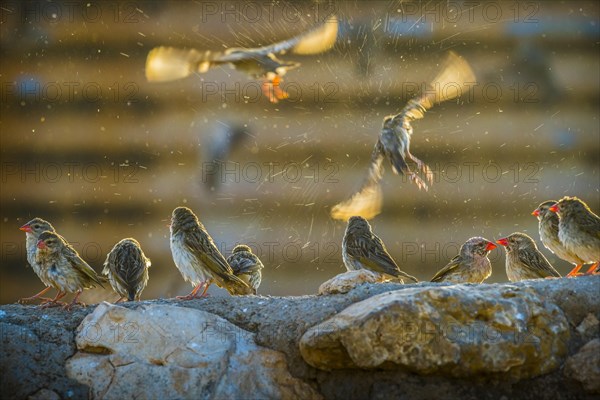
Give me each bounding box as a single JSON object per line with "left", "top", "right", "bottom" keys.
{"left": 169, "top": 206, "right": 252, "bottom": 299}
{"left": 227, "top": 244, "right": 264, "bottom": 295}
{"left": 18, "top": 217, "right": 57, "bottom": 303}
{"left": 35, "top": 231, "right": 104, "bottom": 310}
{"left": 102, "top": 238, "right": 151, "bottom": 302}
{"left": 331, "top": 51, "right": 476, "bottom": 221}
{"left": 532, "top": 200, "right": 585, "bottom": 276}
{"left": 431, "top": 237, "right": 496, "bottom": 284}
{"left": 342, "top": 216, "right": 418, "bottom": 283}
{"left": 549, "top": 196, "right": 600, "bottom": 275}
{"left": 496, "top": 232, "right": 561, "bottom": 282}
{"left": 146, "top": 15, "right": 338, "bottom": 103}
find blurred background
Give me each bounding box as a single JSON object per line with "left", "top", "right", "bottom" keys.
{"left": 1, "top": 1, "right": 598, "bottom": 304}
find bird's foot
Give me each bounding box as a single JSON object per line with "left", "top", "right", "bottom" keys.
{"left": 40, "top": 300, "right": 68, "bottom": 309}
{"left": 62, "top": 300, "right": 85, "bottom": 311}
{"left": 262, "top": 76, "right": 289, "bottom": 103}
{"left": 584, "top": 263, "right": 599, "bottom": 275}
{"left": 409, "top": 172, "right": 429, "bottom": 191}
{"left": 566, "top": 264, "right": 583, "bottom": 277}
{"left": 18, "top": 296, "right": 52, "bottom": 304}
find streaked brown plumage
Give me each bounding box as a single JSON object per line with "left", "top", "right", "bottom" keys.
{"left": 227, "top": 245, "right": 264, "bottom": 295}
{"left": 18, "top": 217, "right": 57, "bottom": 303}
{"left": 550, "top": 196, "right": 600, "bottom": 275}
{"left": 35, "top": 231, "right": 104, "bottom": 310}
{"left": 169, "top": 206, "right": 252, "bottom": 299}
{"left": 342, "top": 216, "right": 418, "bottom": 283}
{"left": 102, "top": 238, "right": 151, "bottom": 302}
{"left": 331, "top": 51, "right": 476, "bottom": 221}
{"left": 532, "top": 200, "right": 585, "bottom": 276}
{"left": 146, "top": 15, "right": 338, "bottom": 103}
{"left": 496, "top": 232, "right": 561, "bottom": 282}
{"left": 431, "top": 237, "right": 496, "bottom": 284}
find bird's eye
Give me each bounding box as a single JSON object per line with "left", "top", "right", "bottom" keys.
{"left": 34, "top": 225, "right": 39, "bottom": 229}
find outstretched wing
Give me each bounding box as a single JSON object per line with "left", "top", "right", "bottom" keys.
{"left": 331, "top": 141, "right": 385, "bottom": 221}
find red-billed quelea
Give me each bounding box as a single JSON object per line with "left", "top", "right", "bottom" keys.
{"left": 227, "top": 245, "right": 264, "bottom": 295}
{"left": 342, "top": 216, "right": 418, "bottom": 283}
{"left": 331, "top": 51, "right": 476, "bottom": 221}
{"left": 146, "top": 16, "right": 338, "bottom": 103}
{"left": 431, "top": 237, "right": 496, "bottom": 284}
{"left": 549, "top": 196, "right": 600, "bottom": 275}
{"left": 496, "top": 232, "right": 561, "bottom": 282}
{"left": 102, "top": 238, "right": 151, "bottom": 302}
{"left": 18, "top": 217, "right": 57, "bottom": 303}
{"left": 169, "top": 206, "right": 252, "bottom": 299}
{"left": 35, "top": 231, "right": 104, "bottom": 310}
{"left": 532, "top": 200, "right": 585, "bottom": 276}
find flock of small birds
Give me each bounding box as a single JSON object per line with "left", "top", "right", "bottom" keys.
{"left": 14, "top": 18, "right": 599, "bottom": 311}
{"left": 16, "top": 196, "right": 599, "bottom": 311}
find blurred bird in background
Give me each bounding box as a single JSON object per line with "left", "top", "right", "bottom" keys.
{"left": 331, "top": 51, "right": 476, "bottom": 220}
{"left": 146, "top": 15, "right": 339, "bottom": 103}
{"left": 202, "top": 122, "right": 251, "bottom": 192}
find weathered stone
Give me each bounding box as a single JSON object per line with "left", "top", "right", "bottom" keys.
{"left": 576, "top": 313, "right": 599, "bottom": 342}
{"left": 27, "top": 388, "right": 60, "bottom": 400}
{"left": 564, "top": 339, "right": 600, "bottom": 394}
{"left": 66, "top": 302, "right": 321, "bottom": 400}
{"left": 318, "top": 270, "right": 387, "bottom": 295}
{"left": 300, "top": 284, "right": 570, "bottom": 379}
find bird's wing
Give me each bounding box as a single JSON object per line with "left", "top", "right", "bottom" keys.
{"left": 183, "top": 227, "right": 234, "bottom": 278}
{"left": 65, "top": 249, "right": 105, "bottom": 287}
{"left": 518, "top": 249, "right": 561, "bottom": 278}
{"left": 219, "top": 15, "right": 338, "bottom": 61}
{"left": 431, "top": 255, "right": 461, "bottom": 282}
{"left": 228, "top": 252, "right": 264, "bottom": 275}
{"left": 330, "top": 141, "right": 385, "bottom": 221}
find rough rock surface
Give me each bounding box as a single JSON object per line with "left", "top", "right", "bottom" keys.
{"left": 1, "top": 276, "right": 599, "bottom": 400}
{"left": 564, "top": 338, "right": 600, "bottom": 394}
{"left": 318, "top": 270, "right": 387, "bottom": 295}
{"left": 66, "top": 302, "right": 320, "bottom": 400}
{"left": 301, "top": 284, "right": 569, "bottom": 379}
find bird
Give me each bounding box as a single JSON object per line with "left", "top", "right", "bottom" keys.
{"left": 430, "top": 237, "right": 496, "bottom": 284}
{"left": 532, "top": 200, "right": 585, "bottom": 277}
{"left": 549, "top": 196, "right": 600, "bottom": 275}
{"left": 102, "top": 238, "right": 151, "bottom": 302}
{"left": 145, "top": 15, "right": 338, "bottom": 103}
{"left": 227, "top": 244, "right": 264, "bottom": 295}
{"left": 496, "top": 232, "right": 561, "bottom": 282}
{"left": 18, "top": 217, "right": 57, "bottom": 303}
{"left": 331, "top": 51, "right": 476, "bottom": 221}
{"left": 35, "top": 231, "right": 104, "bottom": 310}
{"left": 342, "top": 216, "right": 418, "bottom": 283}
{"left": 169, "top": 206, "right": 253, "bottom": 299}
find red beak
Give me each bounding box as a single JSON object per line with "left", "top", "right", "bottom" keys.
{"left": 496, "top": 238, "right": 509, "bottom": 247}
{"left": 549, "top": 204, "right": 559, "bottom": 213}
{"left": 19, "top": 224, "right": 32, "bottom": 232}
{"left": 36, "top": 240, "right": 46, "bottom": 249}
{"left": 531, "top": 209, "right": 540, "bottom": 217}
{"left": 485, "top": 242, "right": 497, "bottom": 251}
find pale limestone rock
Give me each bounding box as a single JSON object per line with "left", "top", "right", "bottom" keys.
{"left": 66, "top": 302, "right": 321, "bottom": 400}
{"left": 300, "top": 284, "right": 569, "bottom": 379}
{"left": 576, "top": 313, "right": 599, "bottom": 342}
{"left": 564, "top": 339, "right": 600, "bottom": 394}
{"left": 318, "top": 270, "right": 387, "bottom": 295}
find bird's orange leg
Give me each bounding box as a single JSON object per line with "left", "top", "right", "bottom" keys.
{"left": 197, "top": 281, "right": 212, "bottom": 298}
{"left": 40, "top": 291, "right": 67, "bottom": 308}
{"left": 114, "top": 296, "right": 125, "bottom": 303}
{"left": 63, "top": 290, "right": 85, "bottom": 311}
{"left": 261, "top": 76, "right": 289, "bottom": 103}
{"left": 566, "top": 264, "right": 583, "bottom": 277}
{"left": 176, "top": 282, "right": 205, "bottom": 300}
{"left": 18, "top": 286, "right": 52, "bottom": 304}
{"left": 584, "top": 263, "right": 599, "bottom": 275}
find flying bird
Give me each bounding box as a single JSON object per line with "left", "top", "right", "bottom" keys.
{"left": 331, "top": 51, "right": 476, "bottom": 221}
{"left": 146, "top": 15, "right": 339, "bottom": 103}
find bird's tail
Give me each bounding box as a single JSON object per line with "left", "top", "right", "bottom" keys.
{"left": 424, "top": 51, "right": 477, "bottom": 106}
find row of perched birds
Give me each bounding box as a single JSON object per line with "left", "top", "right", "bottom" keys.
{"left": 17, "top": 196, "right": 598, "bottom": 310}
